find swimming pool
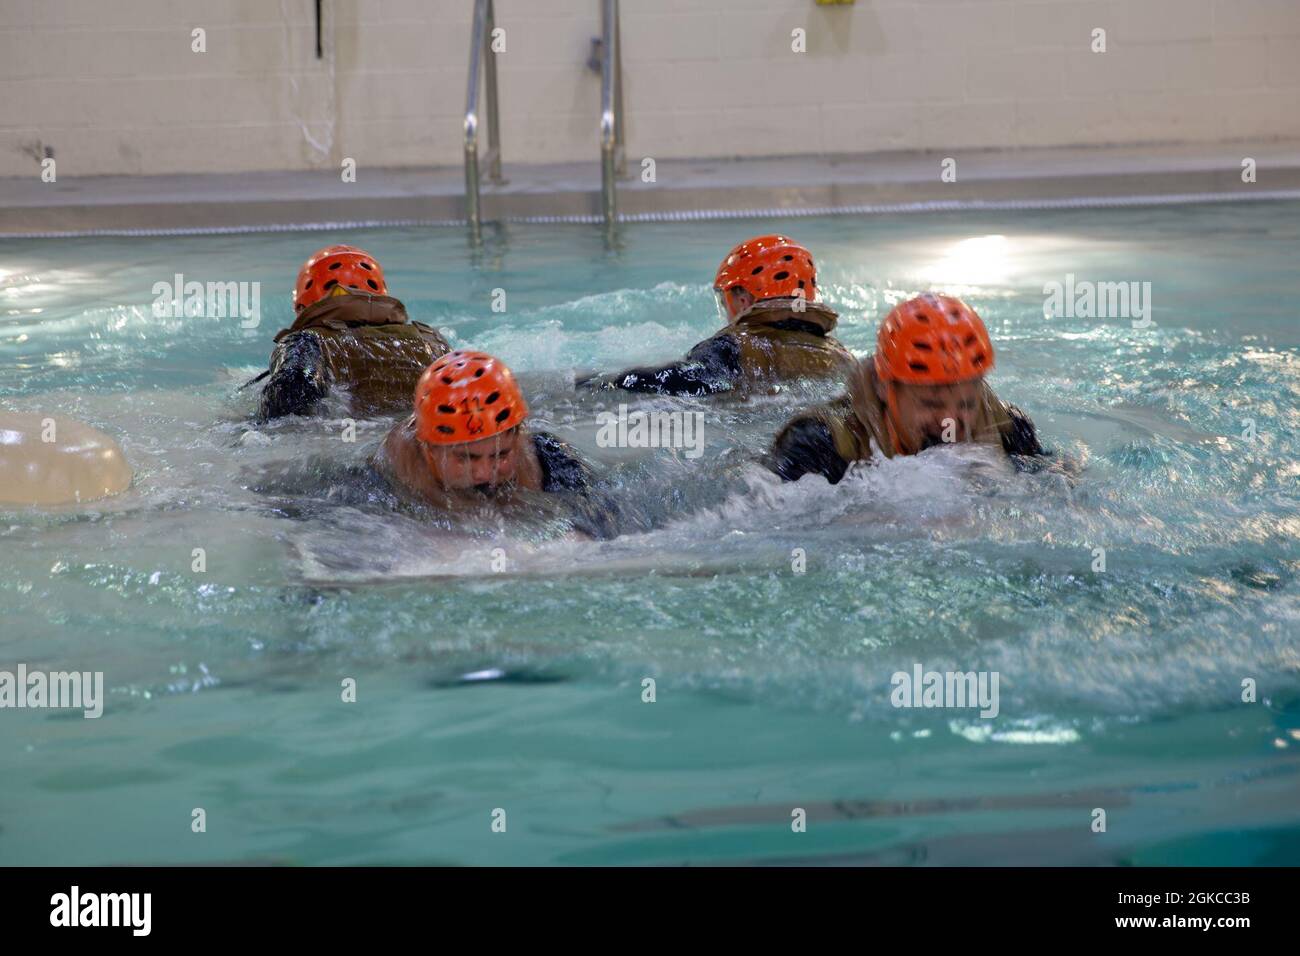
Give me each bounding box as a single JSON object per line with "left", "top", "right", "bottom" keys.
{"left": 2, "top": 203, "right": 1298, "bottom": 865}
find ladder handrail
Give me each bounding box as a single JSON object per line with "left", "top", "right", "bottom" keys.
{"left": 600, "top": 0, "right": 624, "bottom": 228}
{"left": 463, "top": 0, "right": 622, "bottom": 234}
{"left": 464, "top": 0, "right": 502, "bottom": 235}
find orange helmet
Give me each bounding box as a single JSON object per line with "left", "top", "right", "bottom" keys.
{"left": 413, "top": 351, "right": 528, "bottom": 445}
{"left": 874, "top": 294, "right": 994, "bottom": 386}
{"left": 293, "top": 244, "right": 387, "bottom": 312}
{"left": 713, "top": 235, "right": 817, "bottom": 317}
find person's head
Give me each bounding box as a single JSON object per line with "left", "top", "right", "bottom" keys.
{"left": 873, "top": 294, "right": 995, "bottom": 455}
{"left": 412, "top": 351, "right": 530, "bottom": 492}
{"left": 293, "top": 244, "right": 387, "bottom": 313}
{"left": 713, "top": 235, "right": 818, "bottom": 322}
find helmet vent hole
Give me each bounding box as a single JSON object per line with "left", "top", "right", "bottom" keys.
{"left": 368, "top": 279, "right": 379, "bottom": 290}
{"left": 915, "top": 313, "right": 929, "bottom": 323}
{"left": 304, "top": 279, "right": 313, "bottom": 289}
{"left": 914, "top": 341, "right": 932, "bottom": 351}
{"left": 437, "top": 404, "right": 456, "bottom": 414}
{"left": 495, "top": 409, "right": 511, "bottom": 424}
{"left": 964, "top": 334, "right": 976, "bottom": 346}
{"left": 908, "top": 361, "right": 929, "bottom": 373}
{"left": 436, "top": 425, "right": 455, "bottom": 435}
{"left": 798, "top": 280, "right": 805, "bottom": 289}
{"left": 360, "top": 262, "right": 373, "bottom": 270}
{"left": 441, "top": 376, "right": 453, "bottom": 385}
{"left": 773, "top": 271, "right": 789, "bottom": 281}
{"left": 783, "top": 254, "right": 793, "bottom": 261}
{"left": 751, "top": 266, "right": 764, "bottom": 275}
{"left": 484, "top": 391, "right": 500, "bottom": 405}
{"left": 973, "top": 353, "right": 986, "bottom": 366}
{"left": 328, "top": 261, "right": 343, "bottom": 270}
{"left": 474, "top": 368, "right": 485, "bottom": 377}
{"left": 323, "top": 279, "right": 338, "bottom": 290}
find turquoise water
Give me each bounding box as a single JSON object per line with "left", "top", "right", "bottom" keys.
{"left": 1, "top": 206, "right": 1298, "bottom": 865}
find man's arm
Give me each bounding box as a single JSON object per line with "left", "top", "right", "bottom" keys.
{"left": 999, "top": 402, "right": 1083, "bottom": 477}
{"left": 532, "top": 432, "right": 593, "bottom": 493}
{"left": 1001, "top": 403, "right": 1045, "bottom": 457}
{"left": 764, "top": 415, "right": 851, "bottom": 484}
{"left": 258, "top": 332, "right": 328, "bottom": 420}
{"left": 578, "top": 335, "right": 742, "bottom": 396}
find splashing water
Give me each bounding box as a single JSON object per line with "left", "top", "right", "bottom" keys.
{"left": 1, "top": 207, "right": 1298, "bottom": 865}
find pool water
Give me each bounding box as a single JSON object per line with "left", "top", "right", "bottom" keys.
{"left": 1, "top": 206, "right": 1298, "bottom": 865}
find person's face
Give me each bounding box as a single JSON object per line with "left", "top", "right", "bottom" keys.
{"left": 880, "top": 379, "right": 985, "bottom": 452}
{"left": 423, "top": 429, "right": 523, "bottom": 492}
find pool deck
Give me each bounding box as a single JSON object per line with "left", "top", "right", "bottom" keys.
{"left": 4, "top": 141, "right": 1300, "bottom": 236}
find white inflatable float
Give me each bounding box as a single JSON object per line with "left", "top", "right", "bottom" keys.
{"left": 0, "top": 412, "right": 133, "bottom": 505}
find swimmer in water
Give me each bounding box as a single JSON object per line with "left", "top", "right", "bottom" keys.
{"left": 249, "top": 244, "right": 451, "bottom": 420}
{"left": 578, "top": 234, "right": 854, "bottom": 396}
{"left": 765, "top": 294, "right": 1049, "bottom": 482}
{"left": 374, "top": 350, "right": 602, "bottom": 507}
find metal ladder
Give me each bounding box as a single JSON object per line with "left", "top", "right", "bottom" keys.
{"left": 599, "top": 0, "right": 626, "bottom": 228}
{"left": 463, "top": 0, "right": 503, "bottom": 241}
{"left": 462, "top": 0, "right": 624, "bottom": 237}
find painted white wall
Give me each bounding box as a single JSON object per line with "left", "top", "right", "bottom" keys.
{"left": 3, "top": 0, "right": 1298, "bottom": 177}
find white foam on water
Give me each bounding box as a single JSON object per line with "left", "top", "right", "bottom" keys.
{"left": 949, "top": 718, "right": 1083, "bottom": 746}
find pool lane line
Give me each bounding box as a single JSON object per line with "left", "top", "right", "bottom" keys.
{"left": 7, "top": 188, "right": 1300, "bottom": 239}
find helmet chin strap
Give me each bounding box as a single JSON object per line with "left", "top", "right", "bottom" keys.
{"left": 419, "top": 441, "right": 444, "bottom": 487}
{"left": 882, "top": 380, "right": 914, "bottom": 457}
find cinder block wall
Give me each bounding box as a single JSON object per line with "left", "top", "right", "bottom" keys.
{"left": 3, "top": 0, "right": 1298, "bottom": 177}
